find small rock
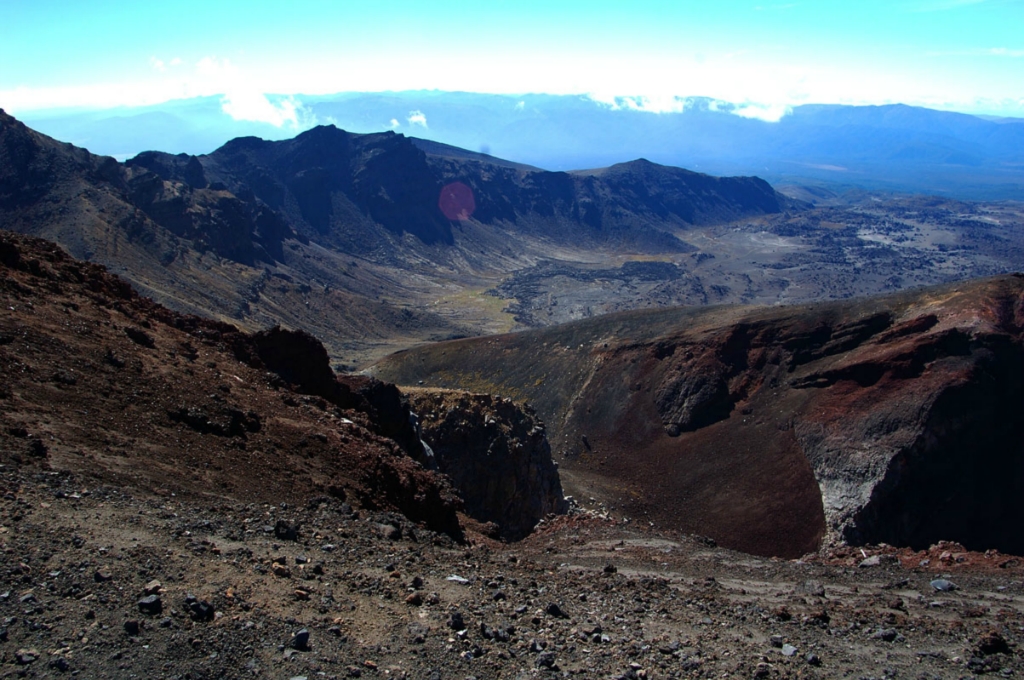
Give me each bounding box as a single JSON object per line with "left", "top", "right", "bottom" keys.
{"left": 545, "top": 602, "right": 569, "bottom": 619}
{"left": 50, "top": 657, "right": 71, "bottom": 672}
{"left": 858, "top": 555, "right": 882, "bottom": 568}
{"left": 94, "top": 567, "right": 113, "bottom": 582}
{"left": 15, "top": 648, "right": 40, "bottom": 665}
{"left": 603, "top": 564, "right": 617, "bottom": 574}
{"left": 446, "top": 574, "right": 469, "bottom": 584}
{"left": 185, "top": 594, "right": 215, "bottom": 622}
{"left": 931, "top": 578, "right": 957, "bottom": 592}
{"left": 781, "top": 644, "right": 798, "bottom": 657}
{"left": 379, "top": 524, "right": 402, "bottom": 541}
{"left": 448, "top": 612, "right": 465, "bottom": 630}
{"left": 289, "top": 628, "right": 311, "bottom": 651}
{"left": 405, "top": 592, "right": 423, "bottom": 606}
{"left": 143, "top": 580, "right": 163, "bottom": 595}
{"left": 769, "top": 635, "right": 784, "bottom": 648}
{"left": 795, "top": 580, "right": 825, "bottom": 597}
{"left": 873, "top": 628, "right": 899, "bottom": 642}
{"left": 125, "top": 326, "right": 155, "bottom": 347}
{"left": 272, "top": 563, "right": 292, "bottom": 578}
{"left": 806, "top": 653, "right": 822, "bottom": 666}
{"left": 536, "top": 651, "right": 556, "bottom": 668}
{"left": 137, "top": 594, "right": 162, "bottom": 615}
{"left": 754, "top": 662, "right": 772, "bottom": 679}
{"left": 274, "top": 520, "right": 299, "bottom": 541}
{"left": 123, "top": 620, "right": 141, "bottom": 636}
{"left": 977, "top": 630, "right": 1012, "bottom": 656}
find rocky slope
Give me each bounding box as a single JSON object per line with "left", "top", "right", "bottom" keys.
{"left": 373, "top": 275, "right": 1024, "bottom": 559}
{"left": 0, "top": 230, "right": 566, "bottom": 540}
{"left": 0, "top": 108, "right": 486, "bottom": 365}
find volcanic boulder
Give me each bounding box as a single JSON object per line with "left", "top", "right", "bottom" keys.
{"left": 407, "top": 390, "right": 568, "bottom": 540}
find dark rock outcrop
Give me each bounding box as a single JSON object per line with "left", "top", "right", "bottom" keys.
{"left": 250, "top": 325, "right": 338, "bottom": 397}
{"left": 407, "top": 390, "right": 568, "bottom": 540}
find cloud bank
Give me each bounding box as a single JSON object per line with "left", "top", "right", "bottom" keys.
{"left": 587, "top": 94, "right": 793, "bottom": 123}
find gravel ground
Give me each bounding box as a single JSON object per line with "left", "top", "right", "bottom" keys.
{"left": 2, "top": 462, "right": 1023, "bottom": 679}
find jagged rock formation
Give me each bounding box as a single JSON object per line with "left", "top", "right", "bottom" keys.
{"left": 406, "top": 389, "right": 568, "bottom": 540}
{"left": 372, "top": 275, "right": 1024, "bottom": 558}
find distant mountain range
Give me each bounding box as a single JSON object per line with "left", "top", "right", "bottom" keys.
{"left": 0, "top": 109, "right": 790, "bottom": 363}
{"left": 18, "top": 92, "right": 1024, "bottom": 200}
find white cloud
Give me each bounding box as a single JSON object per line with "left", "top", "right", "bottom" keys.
{"left": 150, "top": 56, "right": 184, "bottom": 72}
{"left": 221, "top": 91, "right": 302, "bottom": 127}
{"left": 587, "top": 94, "right": 689, "bottom": 113}
{"left": 587, "top": 93, "right": 792, "bottom": 122}
{"left": 731, "top": 102, "right": 793, "bottom": 122}
{"left": 389, "top": 118, "right": 400, "bottom": 128}
{"left": 190, "top": 56, "right": 308, "bottom": 128}
{"left": 407, "top": 110, "right": 428, "bottom": 127}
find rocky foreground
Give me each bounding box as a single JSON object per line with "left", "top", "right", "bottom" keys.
{"left": 3, "top": 465, "right": 1024, "bottom": 679}
{"left": 2, "top": 231, "right": 1024, "bottom": 678}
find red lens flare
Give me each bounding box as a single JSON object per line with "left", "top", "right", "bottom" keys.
{"left": 438, "top": 182, "right": 476, "bottom": 221}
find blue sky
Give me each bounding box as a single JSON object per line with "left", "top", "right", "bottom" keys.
{"left": 2, "top": 0, "right": 1022, "bottom": 120}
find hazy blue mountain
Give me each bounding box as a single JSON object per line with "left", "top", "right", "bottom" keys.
{"left": 19, "top": 91, "right": 1024, "bottom": 200}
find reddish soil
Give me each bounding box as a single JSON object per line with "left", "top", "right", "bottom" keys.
{"left": 0, "top": 230, "right": 462, "bottom": 533}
